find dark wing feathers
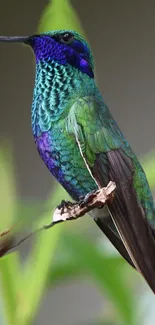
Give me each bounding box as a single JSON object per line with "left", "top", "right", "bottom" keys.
{"left": 108, "top": 151, "right": 155, "bottom": 291}
{"left": 94, "top": 149, "right": 155, "bottom": 293}
{"left": 93, "top": 152, "right": 137, "bottom": 268}
{"left": 93, "top": 149, "right": 155, "bottom": 293}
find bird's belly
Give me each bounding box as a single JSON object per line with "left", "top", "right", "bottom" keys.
{"left": 34, "top": 130, "right": 97, "bottom": 200}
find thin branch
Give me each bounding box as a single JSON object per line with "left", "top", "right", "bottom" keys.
{"left": 0, "top": 181, "right": 116, "bottom": 257}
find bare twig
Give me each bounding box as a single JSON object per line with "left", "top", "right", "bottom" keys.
{"left": 0, "top": 181, "right": 116, "bottom": 257}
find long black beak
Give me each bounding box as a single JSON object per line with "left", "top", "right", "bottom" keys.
{"left": 0, "top": 36, "right": 31, "bottom": 43}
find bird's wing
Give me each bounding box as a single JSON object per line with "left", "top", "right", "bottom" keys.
{"left": 67, "top": 96, "right": 155, "bottom": 293}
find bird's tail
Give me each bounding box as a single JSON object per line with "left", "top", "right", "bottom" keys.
{"left": 106, "top": 150, "right": 155, "bottom": 294}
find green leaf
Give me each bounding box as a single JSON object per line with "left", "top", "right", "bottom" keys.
{"left": 0, "top": 143, "right": 17, "bottom": 228}
{"left": 38, "top": 0, "right": 87, "bottom": 38}
{"left": 47, "top": 236, "right": 126, "bottom": 287}
{"left": 63, "top": 232, "right": 135, "bottom": 325}
{"left": 0, "top": 145, "right": 21, "bottom": 325}
{"left": 47, "top": 257, "right": 83, "bottom": 286}
{"left": 20, "top": 184, "right": 68, "bottom": 324}
{"left": 0, "top": 252, "right": 22, "bottom": 325}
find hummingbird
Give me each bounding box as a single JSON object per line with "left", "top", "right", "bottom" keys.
{"left": 1, "top": 30, "right": 155, "bottom": 293}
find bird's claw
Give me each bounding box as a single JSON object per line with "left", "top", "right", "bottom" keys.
{"left": 57, "top": 199, "right": 74, "bottom": 215}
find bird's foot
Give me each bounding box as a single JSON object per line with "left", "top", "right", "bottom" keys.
{"left": 79, "top": 190, "right": 97, "bottom": 208}
{"left": 57, "top": 199, "right": 74, "bottom": 215}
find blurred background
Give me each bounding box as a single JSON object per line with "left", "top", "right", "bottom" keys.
{"left": 0, "top": 1, "right": 155, "bottom": 325}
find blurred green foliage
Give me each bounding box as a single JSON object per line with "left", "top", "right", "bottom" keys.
{"left": 141, "top": 151, "right": 155, "bottom": 191}
{"left": 0, "top": 1, "right": 155, "bottom": 325}
{"left": 39, "top": 0, "right": 87, "bottom": 38}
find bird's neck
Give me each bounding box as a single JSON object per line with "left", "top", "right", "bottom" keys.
{"left": 31, "top": 60, "right": 97, "bottom": 135}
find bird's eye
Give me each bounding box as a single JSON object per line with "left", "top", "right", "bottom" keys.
{"left": 59, "top": 33, "right": 74, "bottom": 44}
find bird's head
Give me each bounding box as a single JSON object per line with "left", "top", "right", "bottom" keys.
{"left": 0, "top": 30, "right": 94, "bottom": 78}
